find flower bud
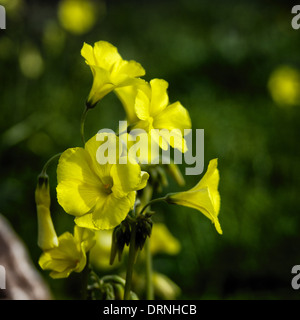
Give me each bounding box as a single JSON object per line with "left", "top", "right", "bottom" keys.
{"left": 110, "top": 220, "right": 131, "bottom": 265}
{"left": 35, "top": 174, "right": 50, "bottom": 207}
{"left": 35, "top": 174, "right": 58, "bottom": 250}
{"left": 135, "top": 215, "right": 153, "bottom": 250}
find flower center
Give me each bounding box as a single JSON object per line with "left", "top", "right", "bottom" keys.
{"left": 103, "top": 183, "right": 112, "bottom": 194}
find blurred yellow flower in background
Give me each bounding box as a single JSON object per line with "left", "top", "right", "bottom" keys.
{"left": 58, "top": 0, "right": 99, "bottom": 35}
{"left": 149, "top": 223, "right": 181, "bottom": 256}
{"left": 152, "top": 272, "right": 181, "bottom": 300}
{"left": 89, "top": 230, "right": 120, "bottom": 270}
{"left": 19, "top": 43, "right": 44, "bottom": 79}
{"left": 268, "top": 65, "right": 300, "bottom": 107}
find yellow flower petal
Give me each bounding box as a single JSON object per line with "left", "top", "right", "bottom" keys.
{"left": 57, "top": 147, "right": 104, "bottom": 216}
{"left": 190, "top": 158, "right": 220, "bottom": 214}
{"left": 74, "top": 226, "right": 96, "bottom": 252}
{"left": 81, "top": 41, "right": 146, "bottom": 107}
{"left": 166, "top": 159, "right": 222, "bottom": 234}
{"left": 85, "top": 133, "right": 115, "bottom": 183}
{"left": 135, "top": 87, "right": 151, "bottom": 120}
{"left": 87, "top": 65, "right": 114, "bottom": 107}
{"left": 92, "top": 192, "right": 136, "bottom": 230}
{"left": 111, "top": 159, "right": 149, "bottom": 197}
{"left": 74, "top": 213, "right": 97, "bottom": 230}
{"left": 153, "top": 101, "right": 191, "bottom": 132}
{"left": 81, "top": 42, "right": 95, "bottom": 65}
{"left": 37, "top": 205, "right": 59, "bottom": 250}
{"left": 39, "top": 226, "right": 94, "bottom": 279}
{"left": 35, "top": 177, "right": 58, "bottom": 250}
{"left": 93, "top": 41, "right": 122, "bottom": 71}
{"left": 115, "top": 84, "right": 140, "bottom": 123}
{"left": 149, "top": 79, "right": 169, "bottom": 116}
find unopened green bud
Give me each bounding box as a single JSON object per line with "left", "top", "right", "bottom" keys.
{"left": 35, "top": 173, "right": 58, "bottom": 250}
{"left": 135, "top": 215, "right": 153, "bottom": 250}
{"left": 110, "top": 220, "right": 131, "bottom": 265}
{"left": 35, "top": 173, "right": 50, "bottom": 207}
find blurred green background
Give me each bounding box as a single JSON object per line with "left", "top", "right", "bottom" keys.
{"left": 1, "top": 0, "right": 300, "bottom": 299}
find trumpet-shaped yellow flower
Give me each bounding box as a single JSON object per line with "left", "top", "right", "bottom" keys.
{"left": 35, "top": 175, "right": 58, "bottom": 250}
{"left": 166, "top": 159, "right": 222, "bottom": 234}
{"left": 39, "top": 226, "right": 95, "bottom": 279}
{"left": 81, "top": 41, "right": 145, "bottom": 108}
{"left": 117, "top": 79, "right": 191, "bottom": 153}
{"left": 57, "top": 134, "right": 149, "bottom": 230}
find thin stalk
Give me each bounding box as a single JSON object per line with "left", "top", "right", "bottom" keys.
{"left": 145, "top": 238, "right": 154, "bottom": 300}
{"left": 138, "top": 185, "right": 155, "bottom": 300}
{"left": 139, "top": 196, "right": 167, "bottom": 216}
{"left": 41, "top": 153, "right": 62, "bottom": 175}
{"left": 100, "top": 275, "right": 126, "bottom": 286}
{"left": 80, "top": 105, "right": 89, "bottom": 146}
{"left": 123, "top": 223, "right": 137, "bottom": 300}
{"left": 81, "top": 252, "right": 90, "bottom": 300}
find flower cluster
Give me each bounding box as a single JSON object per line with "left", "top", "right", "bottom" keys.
{"left": 35, "top": 41, "right": 222, "bottom": 299}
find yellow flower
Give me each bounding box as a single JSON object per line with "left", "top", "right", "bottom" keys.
{"left": 117, "top": 79, "right": 191, "bottom": 153}
{"left": 35, "top": 175, "right": 58, "bottom": 250}
{"left": 166, "top": 159, "right": 222, "bottom": 234}
{"left": 152, "top": 272, "right": 181, "bottom": 300}
{"left": 81, "top": 41, "right": 145, "bottom": 108}
{"left": 39, "top": 226, "right": 95, "bottom": 279}
{"left": 114, "top": 80, "right": 146, "bottom": 124}
{"left": 56, "top": 133, "right": 149, "bottom": 230}
{"left": 149, "top": 223, "right": 181, "bottom": 256}
{"left": 58, "top": 0, "right": 98, "bottom": 35}
{"left": 268, "top": 65, "right": 300, "bottom": 107}
{"left": 89, "top": 230, "right": 114, "bottom": 270}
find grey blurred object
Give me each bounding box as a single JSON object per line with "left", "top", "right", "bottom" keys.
{"left": 0, "top": 214, "right": 51, "bottom": 299}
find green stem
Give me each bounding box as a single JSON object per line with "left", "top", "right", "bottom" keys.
{"left": 123, "top": 222, "right": 137, "bottom": 300}
{"left": 138, "top": 185, "right": 155, "bottom": 300}
{"left": 145, "top": 238, "right": 154, "bottom": 300}
{"left": 41, "top": 153, "right": 62, "bottom": 175}
{"left": 81, "top": 252, "right": 90, "bottom": 300}
{"left": 101, "top": 275, "right": 126, "bottom": 286}
{"left": 80, "top": 105, "right": 89, "bottom": 146}
{"left": 139, "top": 196, "right": 167, "bottom": 216}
